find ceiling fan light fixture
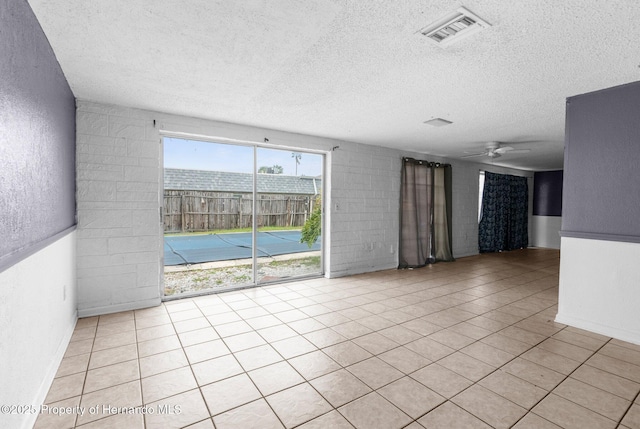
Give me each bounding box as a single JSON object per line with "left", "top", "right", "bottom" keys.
{"left": 424, "top": 118, "right": 453, "bottom": 127}
{"left": 420, "top": 7, "right": 491, "bottom": 47}
{"left": 461, "top": 141, "right": 532, "bottom": 159}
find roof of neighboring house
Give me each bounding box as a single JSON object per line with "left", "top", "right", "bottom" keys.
{"left": 164, "top": 168, "right": 321, "bottom": 195}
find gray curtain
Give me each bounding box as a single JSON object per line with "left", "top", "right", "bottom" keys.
{"left": 399, "top": 158, "right": 453, "bottom": 268}
{"left": 433, "top": 167, "right": 453, "bottom": 261}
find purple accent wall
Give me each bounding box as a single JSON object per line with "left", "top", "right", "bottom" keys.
{"left": 562, "top": 80, "right": 640, "bottom": 241}
{"left": 533, "top": 170, "right": 563, "bottom": 216}
{"left": 0, "top": 0, "right": 76, "bottom": 270}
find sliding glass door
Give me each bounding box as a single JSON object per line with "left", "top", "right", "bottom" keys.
{"left": 162, "top": 138, "right": 323, "bottom": 297}
{"left": 256, "top": 147, "right": 323, "bottom": 284}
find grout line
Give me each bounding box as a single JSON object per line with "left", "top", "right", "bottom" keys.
{"left": 618, "top": 388, "right": 640, "bottom": 427}
{"left": 133, "top": 312, "right": 148, "bottom": 429}
{"left": 508, "top": 335, "right": 613, "bottom": 428}
{"left": 58, "top": 250, "right": 640, "bottom": 429}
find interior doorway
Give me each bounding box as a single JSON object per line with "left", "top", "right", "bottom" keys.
{"left": 162, "top": 137, "right": 323, "bottom": 297}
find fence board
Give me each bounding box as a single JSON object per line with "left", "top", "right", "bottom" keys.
{"left": 163, "top": 190, "right": 315, "bottom": 233}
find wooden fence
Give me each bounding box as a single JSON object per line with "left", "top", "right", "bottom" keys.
{"left": 164, "top": 191, "right": 316, "bottom": 233}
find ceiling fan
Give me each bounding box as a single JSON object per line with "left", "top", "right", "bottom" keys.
{"left": 462, "top": 141, "right": 531, "bottom": 159}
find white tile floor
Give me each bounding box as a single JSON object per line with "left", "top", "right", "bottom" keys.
{"left": 37, "top": 249, "right": 640, "bottom": 428}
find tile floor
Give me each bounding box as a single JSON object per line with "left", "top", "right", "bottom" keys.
{"left": 36, "top": 249, "right": 640, "bottom": 428}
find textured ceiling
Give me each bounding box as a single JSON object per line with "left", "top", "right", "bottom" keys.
{"left": 28, "top": 0, "right": 640, "bottom": 170}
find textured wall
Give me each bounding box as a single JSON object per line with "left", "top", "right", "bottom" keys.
{"left": 75, "top": 102, "right": 163, "bottom": 316}
{"left": 75, "top": 100, "right": 533, "bottom": 314}
{"left": 531, "top": 170, "right": 563, "bottom": 248}
{"left": 0, "top": 2, "right": 77, "bottom": 429}
{"left": 449, "top": 161, "right": 481, "bottom": 258}
{"left": 328, "top": 141, "right": 403, "bottom": 275}
{"left": 75, "top": 101, "right": 404, "bottom": 315}
{"left": 533, "top": 170, "right": 563, "bottom": 216}
{"left": 0, "top": 231, "right": 77, "bottom": 429}
{"left": 558, "top": 80, "right": 640, "bottom": 343}
{"left": 0, "top": 0, "right": 76, "bottom": 271}
{"left": 71, "top": 103, "right": 446, "bottom": 313}
{"left": 562, "top": 81, "right": 640, "bottom": 241}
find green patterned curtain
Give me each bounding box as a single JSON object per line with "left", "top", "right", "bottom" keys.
{"left": 479, "top": 171, "right": 528, "bottom": 252}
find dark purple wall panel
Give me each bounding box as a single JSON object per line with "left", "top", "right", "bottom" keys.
{"left": 562, "top": 80, "right": 640, "bottom": 240}
{"left": 533, "top": 170, "right": 563, "bottom": 216}
{"left": 0, "top": 0, "right": 76, "bottom": 269}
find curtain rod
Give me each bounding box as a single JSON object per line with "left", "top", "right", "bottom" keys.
{"left": 159, "top": 130, "right": 329, "bottom": 155}
{"left": 403, "top": 157, "right": 450, "bottom": 167}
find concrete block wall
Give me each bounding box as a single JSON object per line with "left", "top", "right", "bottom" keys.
{"left": 76, "top": 100, "right": 409, "bottom": 314}
{"left": 450, "top": 160, "right": 483, "bottom": 257}
{"left": 329, "top": 142, "right": 402, "bottom": 276}
{"left": 76, "top": 100, "right": 532, "bottom": 315}
{"left": 76, "top": 102, "right": 163, "bottom": 316}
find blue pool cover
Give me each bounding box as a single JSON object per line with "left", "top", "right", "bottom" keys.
{"left": 164, "top": 231, "right": 320, "bottom": 265}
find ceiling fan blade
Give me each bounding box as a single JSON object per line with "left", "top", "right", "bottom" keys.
{"left": 495, "top": 146, "right": 514, "bottom": 153}
{"left": 504, "top": 149, "right": 530, "bottom": 154}
{"left": 461, "top": 152, "right": 487, "bottom": 158}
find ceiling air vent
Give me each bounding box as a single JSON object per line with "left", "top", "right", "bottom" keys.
{"left": 420, "top": 7, "right": 491, "bottom": 47}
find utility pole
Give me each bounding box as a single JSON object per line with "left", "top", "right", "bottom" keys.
{"left": 291, "top": 152, "right": 301, "bottom": 175}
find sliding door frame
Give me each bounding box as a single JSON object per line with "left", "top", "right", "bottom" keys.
{"left": 160, "top": 132, "right": 326, "bottom": 299}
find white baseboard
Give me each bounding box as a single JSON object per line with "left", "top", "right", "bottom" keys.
{"left": 555, "top": 312, "right": 640, "bottom": 346}
{"left": 78, "top": 297, "right": 162, "bottom": 318}
{"left": 24, "top": 311, "right": 77, "bottom": 429}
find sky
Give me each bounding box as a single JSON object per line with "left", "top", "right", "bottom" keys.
{"left": 163, "top": 137, "right": 322, "bottom": 176}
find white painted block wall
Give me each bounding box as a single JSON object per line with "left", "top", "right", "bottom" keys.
{"left": 75, "top": 100, "right": 533, "bottom": 315}
{"left": 328, "top": 142, "right": 402, "bottom": 276}
{"left": 76, "top": 103, "right": 163, "bottom": 317}
{"left": 449, "top": 160, "right": 482, "bottom": 257}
